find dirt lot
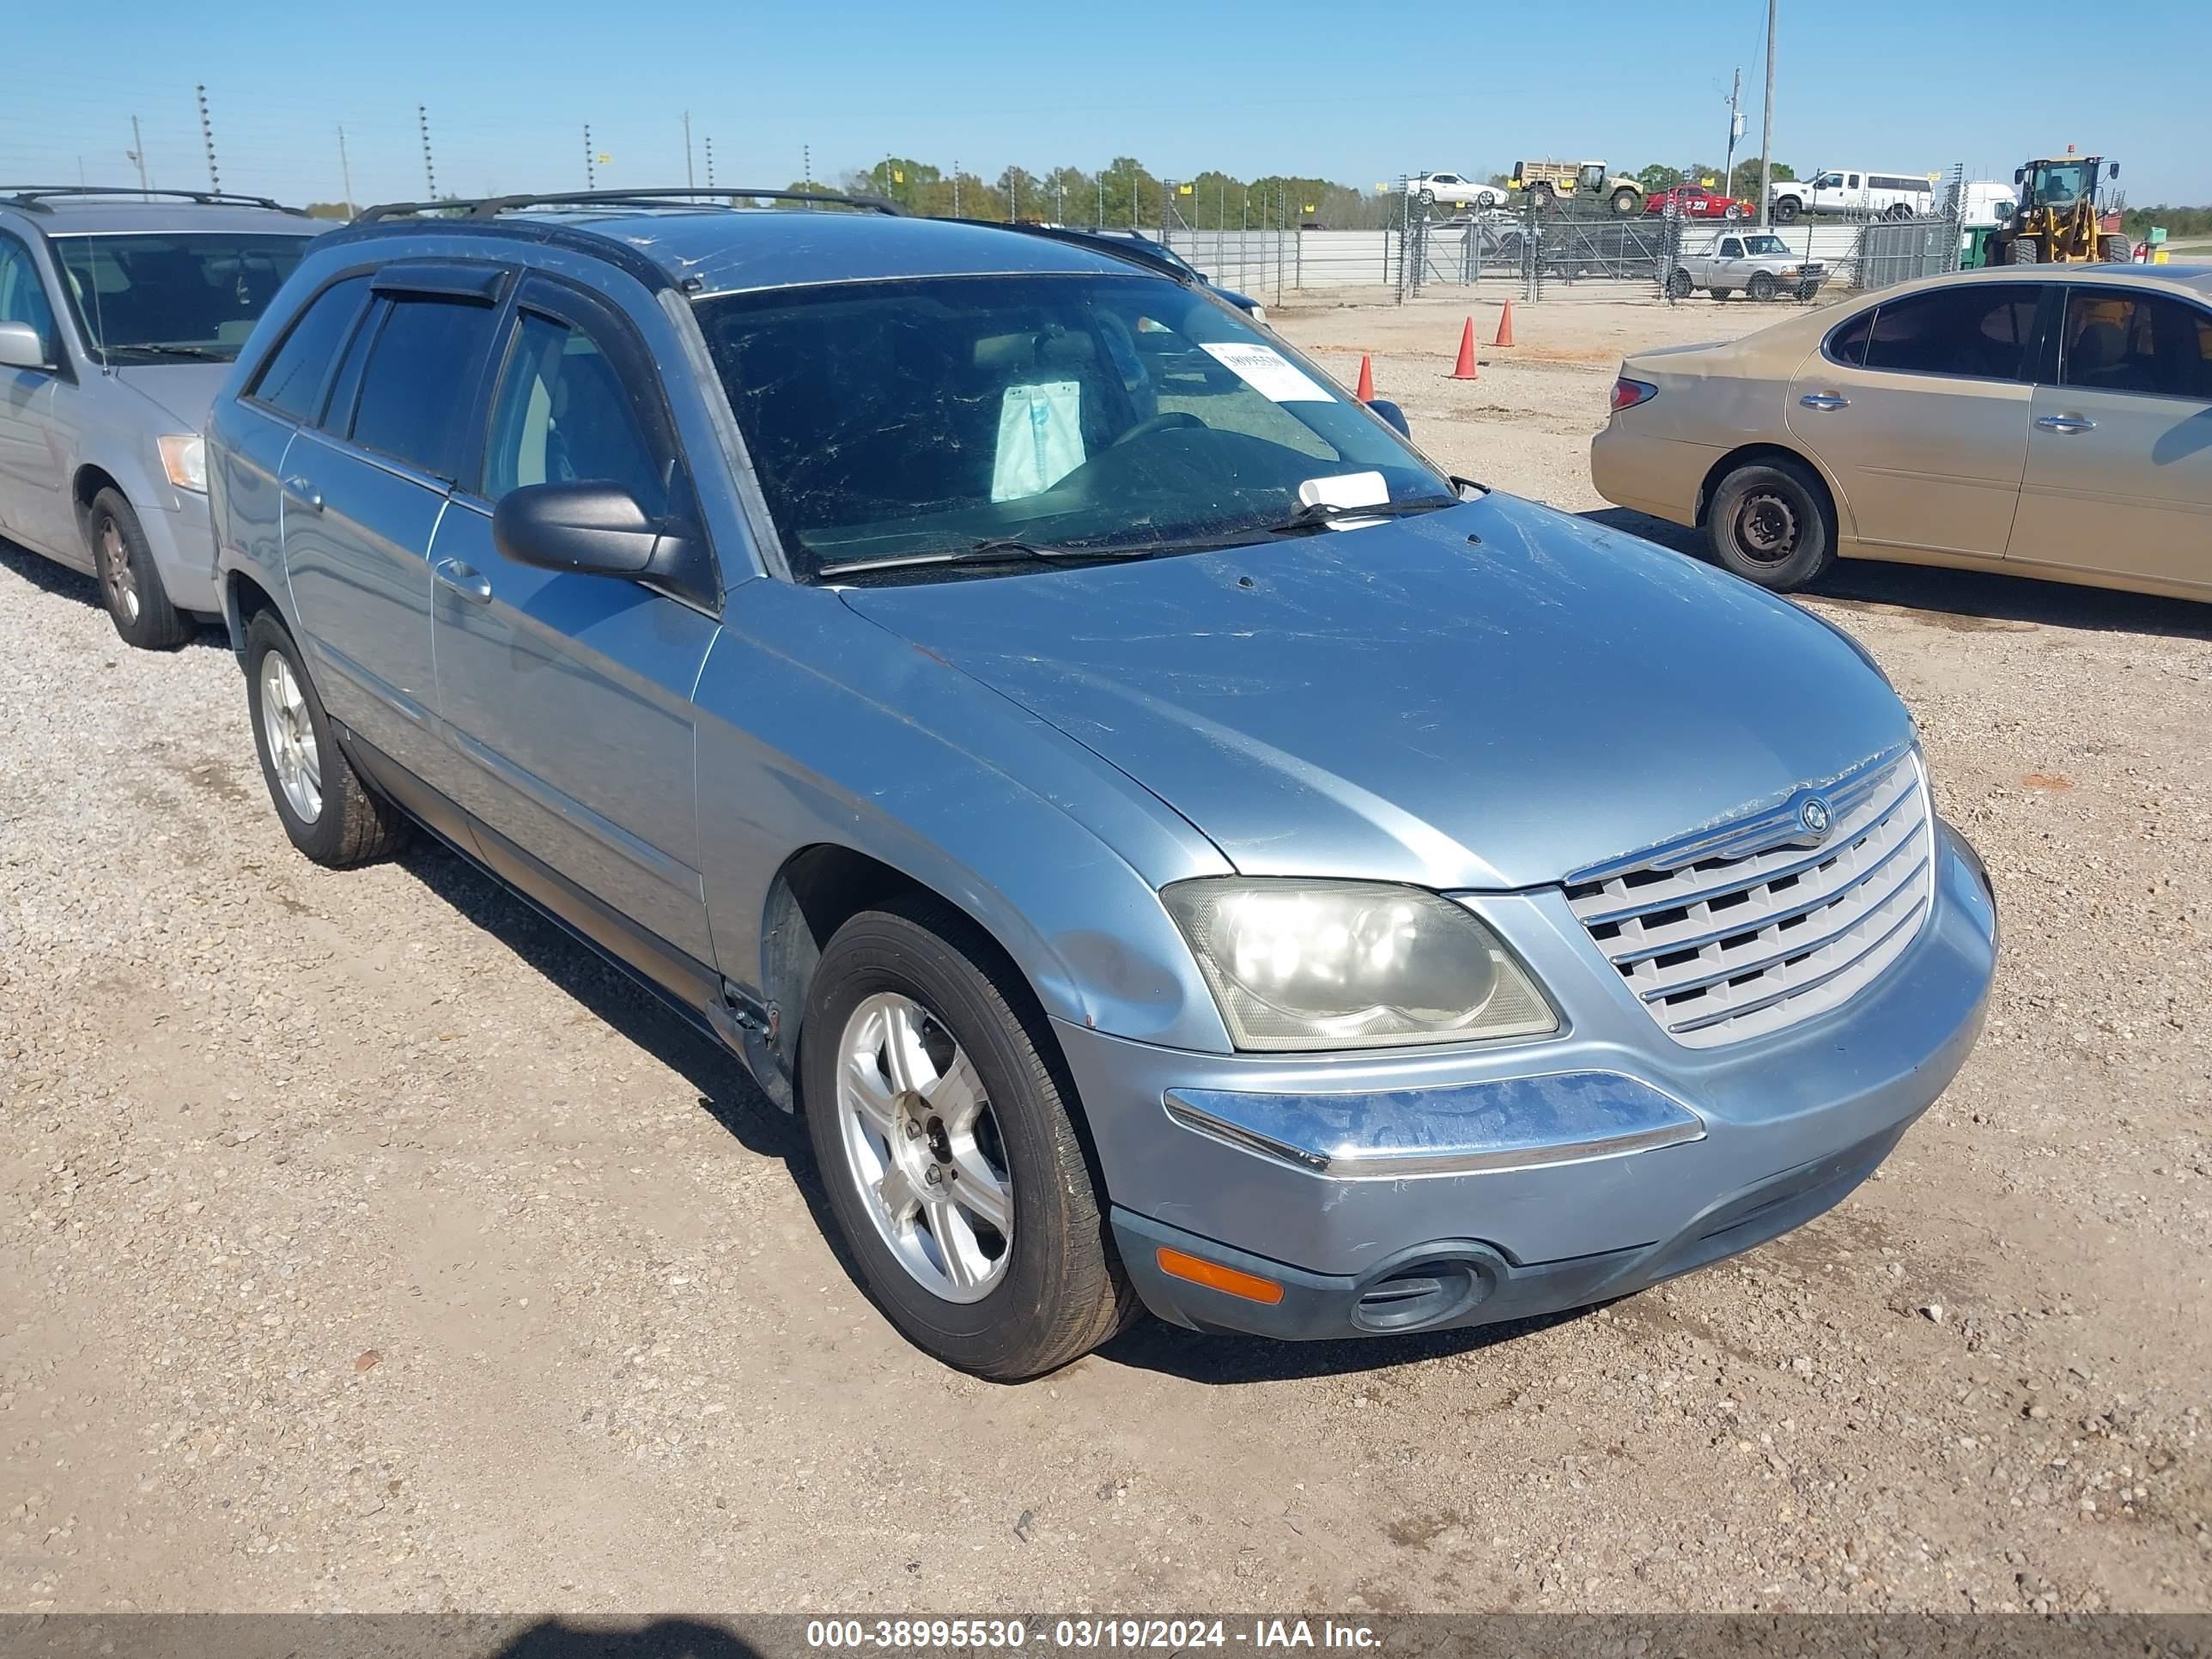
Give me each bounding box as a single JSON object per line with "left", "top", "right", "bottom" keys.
{"left": 3, "top": 292, "right": 2209, "bottom": 1618}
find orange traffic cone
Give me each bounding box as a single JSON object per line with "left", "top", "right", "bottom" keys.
{"left": 1450, "top": 318, "right": 1479, "bottom": 380}
{"left": 1354, "top": 354, "right": 1375, "bottom": 402}
{"left": 1492, "top": 300, "right": 1516, "bottom": 347}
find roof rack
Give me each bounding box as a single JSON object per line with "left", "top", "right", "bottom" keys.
{"left": 942, "top": 218, "right": 1199, "bottom": 284}
{"left": 353, "top": 186, "right": 903, "bottom": 224}
{"left": 0, "top": 185, "right": 305, "bottom": 216}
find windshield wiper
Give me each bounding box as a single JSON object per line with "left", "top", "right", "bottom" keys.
{"left": 815, "top": 538, "right": 1160, "bottom": 579}
{"left": 104, "top": 343, "right": 232, "bottom": 362}
{"left": 1265, "top": 496, "right": 1460, "bottom": 535}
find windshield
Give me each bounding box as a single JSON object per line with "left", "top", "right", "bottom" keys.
{"left": 52, "top": 233, "right": 312, "bottom": 364}
{"left": 1741, "top": 234, "right": 1790, "bottom": 256}
{"left": 2028, "top": 161, "right": 2092, "bottom": 207}
{"left": 695, "top": 273, "right": 1453, "bottom": 580}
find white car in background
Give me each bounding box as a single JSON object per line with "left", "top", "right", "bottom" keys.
{"left": 1407, "top": 173, "right": 1503, "bottom": 213}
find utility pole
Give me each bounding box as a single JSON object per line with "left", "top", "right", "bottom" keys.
{"left": 1722, "top": 66, "right": 1743, "bottom": 202}
{"left": 952, "top": 161, "right": 961, "bottom": 217}
{"left": 418, "top": 105, "right": 437, "bottom": 199}
{"left": 1757, "top": 0, "right": 1777, "bottom": 226}
{"left": 195, "top": 84, "right": 220, "bottom": 193}
{"left": 337, "top": 125, "right": 354, "bottom": 216}
{"left": 584, "top": 125, "right": 594, "bottom": 189}
{"left": 127, "top": 115, "right": 150, "bottom": 198}
{"left": 704, "top": 137, "right": 714, "bottom": 189}
{"left": 683, "top": 111, "right": 694, "bottom": 189}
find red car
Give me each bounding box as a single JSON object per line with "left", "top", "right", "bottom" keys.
{"left": 1644, "top": 184, "right": 1749, "bottom": 220}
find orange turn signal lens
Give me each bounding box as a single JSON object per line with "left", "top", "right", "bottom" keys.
{"left": 1156, "top": 1247, "right": 1285, "bottom": 1305}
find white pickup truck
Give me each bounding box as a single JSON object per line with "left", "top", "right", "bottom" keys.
{"left": 1663, "top": 231, "right": 1827, "bottom": 301}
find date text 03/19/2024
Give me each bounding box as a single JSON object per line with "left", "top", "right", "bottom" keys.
{"left": 803, "top": 1620, "right": 1382, "bottom": 1650}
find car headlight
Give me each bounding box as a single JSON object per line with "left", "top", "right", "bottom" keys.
{"left": 157, "top": 434, "right": 207, "bottom": 494}
{"left": 1162, "top": 878, "right": 1559, "bottom": 1052}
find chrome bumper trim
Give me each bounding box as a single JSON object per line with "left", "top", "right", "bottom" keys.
{"left": 1162, "top": 1071, "right": 1707, "bottom": 1180}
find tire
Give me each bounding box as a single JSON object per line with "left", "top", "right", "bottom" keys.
{"left": 87, "top": 489, "right": 191, "bottom": 651}
{"left": 1710, "top": 288, "right": 1734, "bottom": 301}
{"left": 2100, "top": 234, "right": 2131, "bottom": 264}
{"left": 1610, "top": 187, "right": 1638, "bottom": 216}
{"left": 1534, "top": 182, "right": 1557, "bottom": 210}
{"left": 2006, "top": 237, "right": 2039, "bottom": 264}
{"left": 1666, "top": 269, "right": 1694, "bottom": 300}
{"left": 1705, "top": 457, "right": 1836, "bottom": 591}
{"left": 1723, "top": 202, "right": 1747, "bottom": 221}
{"left": 801, "top": 897, "right": 1136, "bottom": 1380}
{"left": 1886, "top": 203, "right": 1914, "bottom": 222}
{"left": 1772, "top": 197, "right": 1802, "bottom": 224}
{"left": 1747, "top": 270, "right": 1779, "bottom": 301}
{"left": 1417, "top": 190, "right": 1435, "bottom": 209}
{"left": 243, "top": 611, "right": 405, "bottom": 867}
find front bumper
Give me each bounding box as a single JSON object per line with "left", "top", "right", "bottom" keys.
{"left": 1059, "top": 823, "right": 1996, "bottom": 1340}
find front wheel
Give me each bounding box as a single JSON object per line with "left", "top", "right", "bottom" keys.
{"left": 2006, "top": 236, "right": 2039, "bottom": 264}
{"left": 1611, "top": 188, "right": 1638, "bottom": 216}
{"left": 1706, "top": 457, "right": 1835, "bottom": 591}
{"left": 1666, "top": 268, "right": 1695, "bottom": 300}
{"left": 1747, "top": 270, "right": 1779, "bottom": 301}
{"left": 802, "top": 898, "right": 1135, "bottom": 1380}
{"left": 1772, "top": 197, "right": 1802, "bottom": 224}
{"left": 1723, "top": 202, "right": 1747, "bottom": 221}
{"left": 88, "top": 489, "right": 191, "bottom": 651}
{"left": 2100, "top": 234, "right": 2131, "bottom": 263}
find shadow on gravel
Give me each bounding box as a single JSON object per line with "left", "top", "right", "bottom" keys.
{"left": 391, "top": 836, "right": 805, "bottom": 1165}
{"left": 1580, "top": 506, "right": 2212, "bottom": 640}
{"left": 1, "top": 535, "right": 228, "bottom": 647}
{"left": 1097, "top": 1301, "right": 1601, "bottom": 1385}
{"left": 489, "top": 1619, "right": 765, "bottom": 1659}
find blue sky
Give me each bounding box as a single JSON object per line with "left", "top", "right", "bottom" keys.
{"left": 5, "top": 0, "right": 2207, "bottom": 209}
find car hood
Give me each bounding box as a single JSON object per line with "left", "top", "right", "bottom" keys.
{"left": 840, "top": 493, "right": 1912, "bottom": 890}
{"left": 108, "top": 362, "right": 232, "bottom": 430}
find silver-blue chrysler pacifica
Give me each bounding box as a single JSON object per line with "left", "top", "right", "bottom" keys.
{"left": 204, "top": 189, "right": 1997, "bottom": 1379}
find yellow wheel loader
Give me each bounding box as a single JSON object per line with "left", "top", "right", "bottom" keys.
{"left": 1987, "top": 152, "right": 2132, "bottom": 265}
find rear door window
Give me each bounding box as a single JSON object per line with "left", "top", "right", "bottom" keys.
{"left": 1858, "top": 284, "right": 2044, "bottom": 381}
{"left": 2059, "top": 288, "right": 2212, "bottom": 401}
{"left": 344, "top": 295, "right": 501, "bottom": 478}
{"left": 249, "top": 276, "right": 371, "bottom": 422}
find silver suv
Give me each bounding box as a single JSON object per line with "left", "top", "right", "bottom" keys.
{"left": 204, "top": 189, "right": 1996, "bottom": 1380}
{"left": 0, "top": 188, "right": 324, "bottom": 647}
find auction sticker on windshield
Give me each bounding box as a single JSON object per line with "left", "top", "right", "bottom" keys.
{"left": 1200, "top": 342, "right": 1332, "bottom": 402}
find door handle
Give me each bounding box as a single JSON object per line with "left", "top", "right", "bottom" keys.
{"left": 1798, "top": 392, "right": 1850, "bottom": 411}
{"left": 432, "top": 556, "right": 494, "bottom": 605}
{"left": 282, "top": 474, "right": 323, "bottom": 513}
{"left": 2035, "top": 413, "right": 2096, "bottom": 434}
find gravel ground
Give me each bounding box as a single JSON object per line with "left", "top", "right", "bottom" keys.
{"left": 3, "top": 294, "right": 2209, "bottom": 1617}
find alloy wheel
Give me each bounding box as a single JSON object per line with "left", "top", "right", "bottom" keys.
{"left": 258, "top": 650, "right": 324, "bottom": 823}
{"left": 835, "top": 992, "right": 1013, "bottom": 1303}
{"left": 100, "top": 518, "right": 139, "bottom": 623}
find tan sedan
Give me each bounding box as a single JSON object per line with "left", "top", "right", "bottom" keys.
{"left": 1591, "top": 264, "right": 2212, "bottom": 600}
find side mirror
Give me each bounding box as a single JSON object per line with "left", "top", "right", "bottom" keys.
{"left": 493, "top": 481, "right": 689, "bottom": 581}
{"left": 1366, "top": 398, "right": 1411, "bottom": 438}
{"left": 0, "top": 321, "right": 52, "bottom": 372}
{"left": 2014, "top": 168, "right": 2026, "bottom": 186}
{"left": 2107, "top": 161, "right": 2120, "bottom": 179}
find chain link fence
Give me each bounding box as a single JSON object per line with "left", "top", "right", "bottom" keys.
{"left": 1157, "top": 165, "right": 1972, "bottom": 307}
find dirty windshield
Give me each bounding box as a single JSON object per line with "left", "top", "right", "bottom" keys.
{"left": 692, "top": 273, "right": 1452, "bottom": 579}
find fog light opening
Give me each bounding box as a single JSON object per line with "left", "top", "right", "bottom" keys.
{"left": 1352, "top": 1256, "right": 1492, "bottom": 1333}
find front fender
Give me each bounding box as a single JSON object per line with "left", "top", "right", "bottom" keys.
{"left": 694, "top": 578, "right": 1238, "bottom": 1054}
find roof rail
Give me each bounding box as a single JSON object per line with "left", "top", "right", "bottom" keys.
{"left": 939, "top": 218, "right": 1199, "bottom": 285}
{"left": 353, "top": 187, "right": 903, "bottom": 224}
{"left": 0, "top": 185, "right": 305, "bottom": 216}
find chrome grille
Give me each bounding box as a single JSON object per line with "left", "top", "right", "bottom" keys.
{"left": 1565, "top": 750, "right": 1935, "bottom": 1048}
